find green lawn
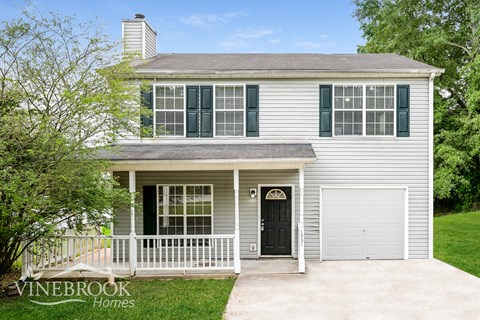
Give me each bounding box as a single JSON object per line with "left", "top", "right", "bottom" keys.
{"left": 434, "top": 211, "right": 480, "bottom": 277}
{"left": 0, "top": 278, "right": 236, "bottom": 320}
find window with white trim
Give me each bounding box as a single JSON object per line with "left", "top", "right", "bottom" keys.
{"left": 215, "top": 85, "right": 244, "bottom": 136}
{"left": 157, "top": 185, "right": 212, "bottom": 235}
{"left": 366, "top": 85, "right": 395, "bottom": 136}
{"left": 154, "top": 85, "right": 184, "bottom": 136}
{"left": 334, "top": 84, "right": 395, "bottom": 136}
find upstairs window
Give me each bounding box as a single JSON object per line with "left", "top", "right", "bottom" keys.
{"left": 154, "top": 85, "right": 185, "bottom": 136}
{"left": 333, "top": 84, "right": 395, "bottom": 136}
{"left": 334, "top": 85, "right": 363, "bottom": 136}
{"left": 366, "top": 85, "right": 395, "bottom": 136}
{"left": 215, "top": 85, "right": 244, "bottom": 136}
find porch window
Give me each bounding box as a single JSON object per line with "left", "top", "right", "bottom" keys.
{"left": 154, "top": 85, "right": 185, "bottom": 136}
{"left": 215, "top": 85, "right": 244, "bottom": 136}
{"left": 157, "top": 185, "right": 213, "bottom": 235}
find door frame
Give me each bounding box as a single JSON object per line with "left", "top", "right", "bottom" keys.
{"left": 319, "top": 185, "right": 409, "bottom": 261}
{"left": 257, "top": 184, "right": 296, "bottom": 258}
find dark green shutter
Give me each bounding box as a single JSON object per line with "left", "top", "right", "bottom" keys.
{"left": 186, "top": 86, "right": 199, "bottom": 137}
{"left": 140, "top": 86, "right": 153, "bottom": 137}
{"left": 143, "top": 186, "right": 157, "bottom": 247}
{"left": 200, "top": 86, "right": 213, "bottom": 137}
{"left": 246, "top": 85, "right": 259, "bottom": 137}
{"left": 397, "top": 85, "right": 410, "bottom": 137}
{"left": 319, "top": 85, "right": 332, "bottom": 137}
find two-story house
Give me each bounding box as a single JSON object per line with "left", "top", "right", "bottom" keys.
{"left": 75, "top": 14, "right": 443, "bottom": 276}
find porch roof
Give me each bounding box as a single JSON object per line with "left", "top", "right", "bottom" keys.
{"left": 97, "top": 143, "right": 316, "bottom": 171}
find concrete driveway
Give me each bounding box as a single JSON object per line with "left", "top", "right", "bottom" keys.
{"left": 225, "top": 259, "right": 480, "bottom": 320}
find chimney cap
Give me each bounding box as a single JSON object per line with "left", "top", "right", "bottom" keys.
{"left": 134, "top": 13, "right": 145, "bottom": 19}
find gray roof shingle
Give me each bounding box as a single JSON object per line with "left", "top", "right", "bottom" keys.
{"left": 97, "top": 144, "right": 316, "bottom": 161}
{"left": 131, "top": 53, "right": 443, "bottom": 74}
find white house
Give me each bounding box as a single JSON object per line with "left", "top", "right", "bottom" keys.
{"left": 24, "top": 14, "right": 444, "bottom": 277}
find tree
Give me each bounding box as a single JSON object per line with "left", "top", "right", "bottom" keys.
{"left": 353, "top": 0, "right": 480, "bottom": 211}
{"left": 0, "top": 6, "right": 141, "bottom": 277}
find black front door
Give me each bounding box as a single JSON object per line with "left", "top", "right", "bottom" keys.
{"left": 261, "top": 187, "right": 292, "bottom": 255}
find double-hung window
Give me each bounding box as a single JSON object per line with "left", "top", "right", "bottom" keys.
{"left": 157, "top": 185, "right": 213, "bottom": 235}
{"left": 154, "top": 85, "right": 185, "bottom": 136}
{"left": 366, "top": 85, "right": 395, "bottom": 135}
{"left": 334, "top": 85, "right": 364, "bottom": 135}
{"left": 333, "top": 84, "right": 395, "bottom": 136}
{"left": 215, "top": 85, "right": 245, "bottom": 136}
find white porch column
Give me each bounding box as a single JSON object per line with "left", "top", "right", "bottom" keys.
{"left": 233, "top": 169, "right": 241, "bottom": 274}
{"left": 128, "top": 170, "right": 137, "bottom": 276}
{"left": 298, "top": 167, "right": 305, "bottom": 273}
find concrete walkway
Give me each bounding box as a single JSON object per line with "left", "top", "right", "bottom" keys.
{"left": 225, "top": 259, "right": 480, "bottom": 320}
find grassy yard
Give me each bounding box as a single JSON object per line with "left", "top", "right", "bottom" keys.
{"left": 434, "top": 211, "right": 480, "bottom": 277}
{"left": 0, "top": 277, "right": 236, "bottom": 320}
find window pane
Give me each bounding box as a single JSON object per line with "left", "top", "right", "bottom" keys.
{"left": 385, "top": 97, "right": 394, "bottom": 109}
{"left": 334, "top": 98, "right": 344, "bottom": 109}
{"left": 156, "top": 98, "right": 165, "bottom": 110}
{"left": 215, "top": 97, "right": 244, "bottom": 137}
{"left": 376, "top": 97, "right": 385, "bottom": 109}
{"left": 164, "top": 86, "right": 174, "bottom": 97}
{"left": 156, "top": 86, "right": 165, "bottom": 98}
{"left": 216, "top": 86, "right": 224, "bottom": 97}
{"left": 225, "top": 86, "right": 234, "bottom": 97}
{"left": 216, "top": 98, "right": 225, "bottom": 109}
{"left": 366, "top": 111, "right": 394, "bottom": 136}
{"left": 235, "top": 86, "right": 243, "bottom": 98}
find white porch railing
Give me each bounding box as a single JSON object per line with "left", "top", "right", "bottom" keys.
{"left": 136, "top": 235, "right": 235, "bottom": 271}
{"left": 24, "top": 236, "right": 130, "bottom": 272}
{"left": 23, "top": 234, "right": 236, "bottom": 276}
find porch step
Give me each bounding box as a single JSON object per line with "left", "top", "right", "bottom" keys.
{"left": 241, "top": 259, "right": 299, "bottom": 274}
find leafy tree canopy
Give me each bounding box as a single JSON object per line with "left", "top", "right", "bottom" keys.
{"left": 0, "top": 5, "right": 141, "bottom": 277}
{"left": 354, "top": 0, "right": 480, "bottom": 211}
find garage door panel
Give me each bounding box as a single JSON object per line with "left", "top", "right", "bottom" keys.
{"left": 322, "top": 188, "right": 406, "bottom": 261}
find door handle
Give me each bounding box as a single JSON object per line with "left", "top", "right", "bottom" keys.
{"left": 261, "top": 219, "right": 264, "bottom": 232}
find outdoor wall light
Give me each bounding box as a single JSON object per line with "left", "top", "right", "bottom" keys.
{"left": 249, "top": 188, "right": 257, "bottom": 198}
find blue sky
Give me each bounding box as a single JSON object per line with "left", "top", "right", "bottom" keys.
{"left": 1, "top": 0, "right": 364, "bottom": 53}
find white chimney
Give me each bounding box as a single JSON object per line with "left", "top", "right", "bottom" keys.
{"left": 122, "top": 13, "right": 157, "bottom": 59}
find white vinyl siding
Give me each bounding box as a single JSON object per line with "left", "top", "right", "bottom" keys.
{"left": 117, "top": 77, "right": 431, "bottom": 259}
{"left": 122, "top": 21, "right": 143, "bottom": 56}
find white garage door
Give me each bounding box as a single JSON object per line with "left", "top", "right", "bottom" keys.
{"left": 321, "top": 187, "right": 407, "bottom": 260}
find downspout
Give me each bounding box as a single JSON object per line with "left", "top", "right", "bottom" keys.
{"left": 428, "top": 73, "right": 435, "bottom": 259}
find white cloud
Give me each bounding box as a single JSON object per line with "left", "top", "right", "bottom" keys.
{"left": 180, "top": 11, "right": 244, "bottom": 28}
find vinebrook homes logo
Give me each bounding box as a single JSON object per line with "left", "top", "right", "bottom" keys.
{"left": 16, "top": 264, "right": 135, "bottom": 308}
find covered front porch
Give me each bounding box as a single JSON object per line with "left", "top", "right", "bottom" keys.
{"left": 23, "top": 144, "right": 315, "bottom": 277}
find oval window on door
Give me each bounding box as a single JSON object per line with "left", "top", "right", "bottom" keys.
{"left": 265, "top": 188, "right": 287, "bottom": 200}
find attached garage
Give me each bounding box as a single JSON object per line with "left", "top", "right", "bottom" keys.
{"left": 320, "top": 187, "right": 408, "bottom": 261}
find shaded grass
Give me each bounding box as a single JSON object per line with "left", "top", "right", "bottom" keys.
{"left": 434, "top": 211, "right": 480, "bottom": 277}
{"left": 0, "top": 277, "right": 236, "bottom": 320}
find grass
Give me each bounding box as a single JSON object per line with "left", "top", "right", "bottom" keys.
{"left": 0, "top": 277, "right": 236, "bottom": 320}
{"left": 434, "top": 211, "right": 480, "bottom": 277}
